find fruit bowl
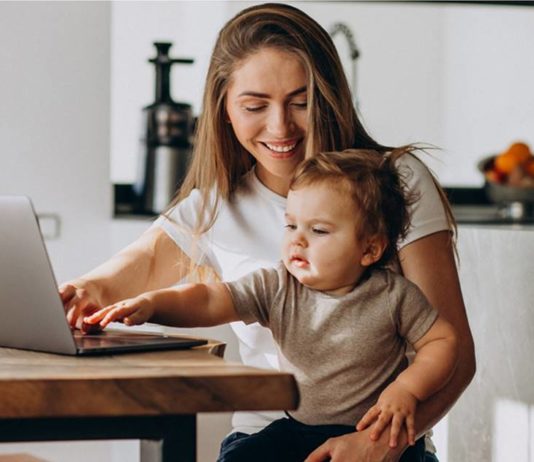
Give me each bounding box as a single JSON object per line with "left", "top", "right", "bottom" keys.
{"left": 478, "top": 154, "right": 534, "bottom": 204}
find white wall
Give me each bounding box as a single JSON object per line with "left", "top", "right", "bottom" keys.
{"left": 110, "top": 1, "right": 534, "bottom": 188}
{"left": 441, "top": 5, "right": 534, "bottom": 185}
{"left": 110, "top": 1, "right": 231, "bottom": 184}
{"left": 0, "top": 1, "right": 113, "bottom": 282}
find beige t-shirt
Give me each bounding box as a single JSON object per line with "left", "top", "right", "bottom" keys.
{"left": 225, "top": 263, "right": 438, "bottom": 426}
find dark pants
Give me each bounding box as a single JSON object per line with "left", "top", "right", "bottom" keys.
{"left": 217, "top": 417, "right": 428, "bottom": 462}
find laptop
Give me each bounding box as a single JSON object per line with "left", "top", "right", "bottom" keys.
{"left": 0, "top": 195, "right": 207, "bottom": 355}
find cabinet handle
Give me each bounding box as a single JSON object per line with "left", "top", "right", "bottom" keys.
{"left": 37, "top": 213, "right": 61, "bottom": 240}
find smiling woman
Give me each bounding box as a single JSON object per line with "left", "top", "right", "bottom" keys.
{"left": 62, "top": 3, "right": 474, "bottom": 462}
{"left": 225, "top": 48, "right": 308, "bottom": 196}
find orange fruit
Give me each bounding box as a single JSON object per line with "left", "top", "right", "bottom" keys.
{"left": 495, "top": 152, "right": 519, "bottom": 174}
{"left": 485, "top": 169, "right": 505, "bottom": 184}
{"left": 494, "top": 141, "right": 532, "bottom": 174}
{"left": 505, "top": 141, "right": 531, "bottom": 160}
{"left": 525, "top": 159, "right": 534, "bottom": 178}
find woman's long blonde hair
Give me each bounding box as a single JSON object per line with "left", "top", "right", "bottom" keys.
{"left": 165, "top": 2, "right": 456, "bottom": 264}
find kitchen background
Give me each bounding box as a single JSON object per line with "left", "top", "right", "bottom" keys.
{"left": 0, "top": 1, "right": 533, "bottom": 461}
{"left": 110, "top": 1, "right": 534, "bottom": 187}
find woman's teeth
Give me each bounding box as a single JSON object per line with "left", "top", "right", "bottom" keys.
{"left": 264, "top": 142, "right": 297, "bottom": 153}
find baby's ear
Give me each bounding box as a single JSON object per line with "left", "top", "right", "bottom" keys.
{"left": 360, "top": 235, "right": 387, "bottom": 267}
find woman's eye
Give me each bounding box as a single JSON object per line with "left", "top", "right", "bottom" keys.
{"left": 291, "top": 102, "right": 307, "bottom": 109}
{"left": 244, "top": 105, "right": 266, "bottom": 112}
{"left": 285, "top": 224, "right": 297, "bottom": 231}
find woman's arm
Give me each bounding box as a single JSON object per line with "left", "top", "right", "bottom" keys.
{"left": 60, "top": 226, "right": 194, "bottom": 330}
{"left": 305, "top": 230, "right": 476, "bottom": 462}
{"left": 398, "top": 230, "right": 476, "bottom": 433}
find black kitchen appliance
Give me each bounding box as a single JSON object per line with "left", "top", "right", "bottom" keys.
{"left": 134, "top": 42, "right": 194, "bottom": 214}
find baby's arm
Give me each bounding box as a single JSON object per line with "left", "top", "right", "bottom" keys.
{"left": 83, "top": 283, "right": 239, "bottom": 329}
{"left": 357, "top": 316, "right": 458, "bottom": 447}
{"left": 396, "top": 316, "right": 459, "bottom": 401}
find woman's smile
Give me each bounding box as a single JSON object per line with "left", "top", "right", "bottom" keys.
{"left": 260, "top": 139, "right": 303, "bottom": 159}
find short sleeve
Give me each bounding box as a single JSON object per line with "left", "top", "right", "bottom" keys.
{"left": 152, "top": 188, "right": 220, "bottom": 273}
{"left": 224, "top": 266, "right": 283, "bottom": 327}
{"left": 396, "top": 154, "right": 450, "bottom": 249}
{"left": 391, "top": 277, "right": 439, "bottom": 345}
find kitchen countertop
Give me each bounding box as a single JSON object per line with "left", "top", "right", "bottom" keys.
{"left": 114, "top": 184, "right": 534, "bottom": 227}
{"left": 452, "top": 204, "right": 534, "bottom": 227}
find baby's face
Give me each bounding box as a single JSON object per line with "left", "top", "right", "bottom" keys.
{"left": 282, "top": 182, "right": 370, "bottom": 296}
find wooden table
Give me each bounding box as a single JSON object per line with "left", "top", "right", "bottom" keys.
{"left": 0, "top": 340, "right": 299, "bottom": 462}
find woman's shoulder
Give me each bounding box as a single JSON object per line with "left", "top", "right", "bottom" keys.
{"left": 394, "top": 151, "right": 434, "bottom": 188}
{"left": 393, "top": 150, "right": 451, "bottom": 247}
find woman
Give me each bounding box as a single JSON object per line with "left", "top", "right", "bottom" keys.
{"left": 61, "top": 4, "right": 475, "bottom": 461}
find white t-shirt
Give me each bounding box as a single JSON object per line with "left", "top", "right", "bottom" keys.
{"left": 155, "top": 153, "right": 449, "bottom": 438}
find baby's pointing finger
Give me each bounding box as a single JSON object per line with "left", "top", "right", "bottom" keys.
{"left": 100, "top": 305, "right": 139, "bottom": 328}
{"left": 84, "top": 306, "right": 116, "bottom": 325}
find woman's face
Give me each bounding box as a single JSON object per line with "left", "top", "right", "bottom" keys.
{"left": 225, "top": 47, "right": 308, "bottom": 196}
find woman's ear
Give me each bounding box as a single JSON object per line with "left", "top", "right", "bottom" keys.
{"left": 360, "top": 235, "right": 387, "bottom": 267}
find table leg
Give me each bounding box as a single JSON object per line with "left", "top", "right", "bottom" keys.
{"left": 140, "top": 415, "right": 196, "bottom": 462}
{"left": 0, "top": 415, "right": 197, "bottom": 462}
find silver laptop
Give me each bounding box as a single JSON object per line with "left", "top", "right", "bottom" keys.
{"left": 0, "top": 195, "right": 207, "bottom": 355}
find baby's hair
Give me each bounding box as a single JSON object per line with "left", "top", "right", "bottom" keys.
{"left": 289, "top": 147, "right": 418, "bottom": 268}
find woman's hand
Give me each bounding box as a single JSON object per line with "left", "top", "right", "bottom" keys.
{"left": 59, "top": 279, "right": 105, "bottom": 333}
{"left": 60, "top": 227, "right": 192, "bottom": 333}
{"left": 304, "top": 426, "right": 405, "bottom": 462}
{"left": 83, "top": 294, "right": 155, "bottom": 329}
{"left": 356, "top": 382, "right": 418, "bottom": 448}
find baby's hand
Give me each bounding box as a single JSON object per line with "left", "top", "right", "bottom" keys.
{"left": 356, "top": 382, "right": 418, "bottom": 448}
{"left": 83, "top": 295, "right": 155, "bottom": 329}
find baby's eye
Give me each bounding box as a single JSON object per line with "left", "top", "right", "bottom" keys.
{"left": 312, "top": 228, "right": 329, "bottom": 235}
{"left": 285, "top": 224, "right": 297, "bottom": 231}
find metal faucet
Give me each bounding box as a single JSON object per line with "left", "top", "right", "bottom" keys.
{"left": 329, "top": 22, "right": 360, "bottom": 107}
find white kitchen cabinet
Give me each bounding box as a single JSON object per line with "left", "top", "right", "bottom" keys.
{"left": 448, "top": 225, "right": 534, "bottom": 461}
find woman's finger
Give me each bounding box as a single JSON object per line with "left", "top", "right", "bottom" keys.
{"left": 66, "top": 298, "right": 94, "bottom": 328}
{"left": 303, "top": 438, "right": 333, "bottom": 462}
{"left": 58, "top": 284, "right": 76, "bottom": 304}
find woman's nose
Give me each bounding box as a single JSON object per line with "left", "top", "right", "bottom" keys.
{"left": 267, "top": 106, "right": 293, "bottom": 137}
